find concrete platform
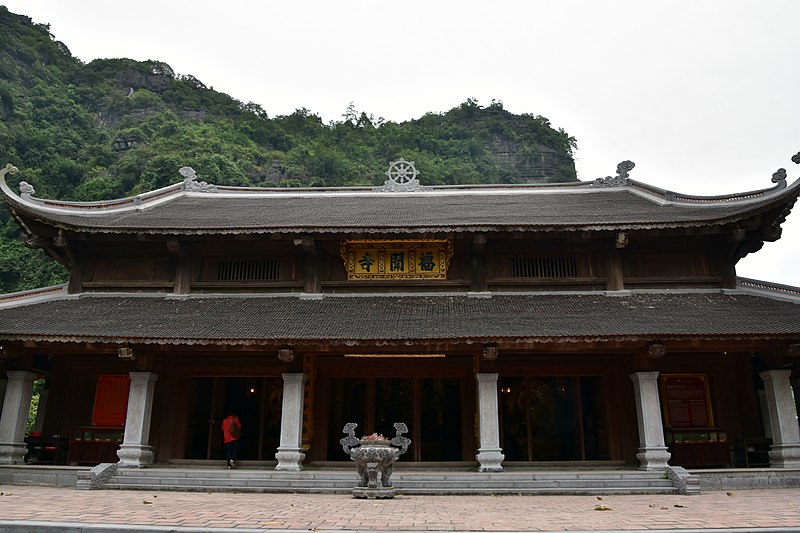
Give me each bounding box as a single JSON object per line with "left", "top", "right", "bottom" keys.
{"left": 2, "top": 464, "right": 800, "bottom": 495}
{"left": 2, "top": 464, "right": 680, "bottom": 495}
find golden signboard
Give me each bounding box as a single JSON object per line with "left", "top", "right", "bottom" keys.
{"left": 340, "top": 240, "right": 453, "bottom": 280}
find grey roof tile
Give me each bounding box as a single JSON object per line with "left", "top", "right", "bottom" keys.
{"left": 10, "top": 186, "right": 799, "bottom": 234}
{"left": 0, "top": 292, "right": 797, "bottom": 345}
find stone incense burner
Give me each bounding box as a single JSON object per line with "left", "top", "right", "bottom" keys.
{"left": 340, "top": 422, "right": 411, "bottom": 499}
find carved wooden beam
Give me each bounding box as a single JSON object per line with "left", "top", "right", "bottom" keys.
{"left": 647, "top": 342, "right": 666, "bottom": 358}
{"left": 481, "top": 344, "right": 498, "bottom": 361}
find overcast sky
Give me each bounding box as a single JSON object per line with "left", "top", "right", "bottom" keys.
{"left": 5, "top": 0, "right": 800, "bottom": 286}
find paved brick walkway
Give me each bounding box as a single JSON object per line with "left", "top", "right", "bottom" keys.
{"left": 0, "top": 486, "right": 799, "bottom": 531}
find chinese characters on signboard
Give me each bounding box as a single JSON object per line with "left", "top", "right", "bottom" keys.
{"left": 340, "top": 240, "right": 453, "bottom": 280}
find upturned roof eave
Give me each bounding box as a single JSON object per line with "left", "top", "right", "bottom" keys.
{"left": 4, "top": 208, "right": 797, "bottom": 238}
{"left": 2, "top": 162, "right": 800, "bottom": 236}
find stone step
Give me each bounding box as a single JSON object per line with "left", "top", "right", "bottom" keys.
{"left": 103, "top": 468, "right": 677, "bottom": 494}
{"left": 108, "top": 482, "right": 674, "bottom": 492}
{"left": 399, "top": 487, "right": 678, "bottom": 495}
{"left": 110, "top": 473, "right": 672, "bottom": 486}
{"left": 100, "top": 483, "right": 677, "bottom": 495}
{"left": 112, "top": 468, "right": 666, "bottom": 479}
{"left": 109, "top": 477, "right": 672, "bottom": 486}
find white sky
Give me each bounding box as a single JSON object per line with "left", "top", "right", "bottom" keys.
{"left": 5, "top": 0, "right": 800, "bottom": 286}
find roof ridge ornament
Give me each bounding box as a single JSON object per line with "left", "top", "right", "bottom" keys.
{"left": 772, "top": 168, "right": 787, "bottom": 187}
{"left": 178, "top": 166, "right": 218, "bottom": 193}
{"left": 0, "top": 164, "right": 32, "bottom": 199}
{"left": 770, "top": 151, "right": 800, "bottom": 189}
{"left": 1, "top": 163, "right": 18, "bottom": 179}
{"left": 593, "top": 160, "right": 635, "bottom": 188}
{"left": 373, "top": 158, "right": 429, "bottom": 192}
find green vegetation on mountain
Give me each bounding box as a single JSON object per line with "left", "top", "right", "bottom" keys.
{"left": 0, "top": 6, "right": 578, "bottom": 293}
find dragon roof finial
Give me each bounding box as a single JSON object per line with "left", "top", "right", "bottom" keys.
{"left": 179, "top": 166, "right": 217, "bottom": 193}
{"left": 593, "top": 160, "right": 635, "bottom": 187}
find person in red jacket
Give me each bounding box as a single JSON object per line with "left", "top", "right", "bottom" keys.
{"left": 221, "top": 411, "right": 242, "bottom": 468}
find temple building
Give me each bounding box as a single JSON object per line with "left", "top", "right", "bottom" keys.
{"left": 0, "top": 156, "right": 799, "bottom": 479}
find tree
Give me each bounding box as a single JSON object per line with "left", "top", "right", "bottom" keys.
{"left": 26, "top": 379, "right": 46, "bottom": 435}
{"left": 0, "top": 7, "right": 578, "bottom": 292}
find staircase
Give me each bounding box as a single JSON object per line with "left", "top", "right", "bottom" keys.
{"left": 96, "top": 466, "right": 678, "bottom": 495}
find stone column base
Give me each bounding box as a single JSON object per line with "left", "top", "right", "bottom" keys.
{"left": 275, "top": 448, "right": 305, "bottom": 471}
{"left": 116, "top": 444, "right": 155, "bottom": 467}
{"left": 0, "top": 443, "right": 26, "bottom": 464}
{"left": 636, "top": 446, "right": 671, "bottom": 470}
{"left": 769, "top": 444, "right": 800, "bottom": 468}
{"left": 476, "top": 448, "right": 504, "bottom": 472}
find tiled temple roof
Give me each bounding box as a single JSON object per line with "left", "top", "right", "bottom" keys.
{"left": 1, "top": 162, "right": 798, "bottom": 236}
{"left": 0, "top": 290, "right": 797, "bottom": 346}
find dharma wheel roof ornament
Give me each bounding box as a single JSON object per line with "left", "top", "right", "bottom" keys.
{"left": 593, "top": 160, "right": 635, "bottom": 188}
{"left": 373, "top": 158, "right": 429, "bottom": 192}
{"left": 386, "top": 158, "right": 419, "bottom": 184}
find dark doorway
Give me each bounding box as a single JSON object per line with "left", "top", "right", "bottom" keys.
{"left": 185, "top": 377, "right": 282, "bottom": 460}
{"left": 500, "top": 376, "right": 609, "bottom": 461}
{"left": 326, "top": 377, "right": 463, "bottom": 461}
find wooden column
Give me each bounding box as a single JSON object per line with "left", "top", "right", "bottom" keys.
{"left": 605, "top": 249, "right": 624, "bottom": 291}
{"left": 470, "top": 233, "right": 488, "bottom": 293}
{"left": 300, "top": 237, "right": 320, "bottom": 294}
{"left": 169, "top": 239, "right": 191, "bottom": 294}
{"left": 173, "top": 257, "right": 192, "bottom": 295}
{"left": 67, "top": 254, "right": 84, "bottom": 294}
